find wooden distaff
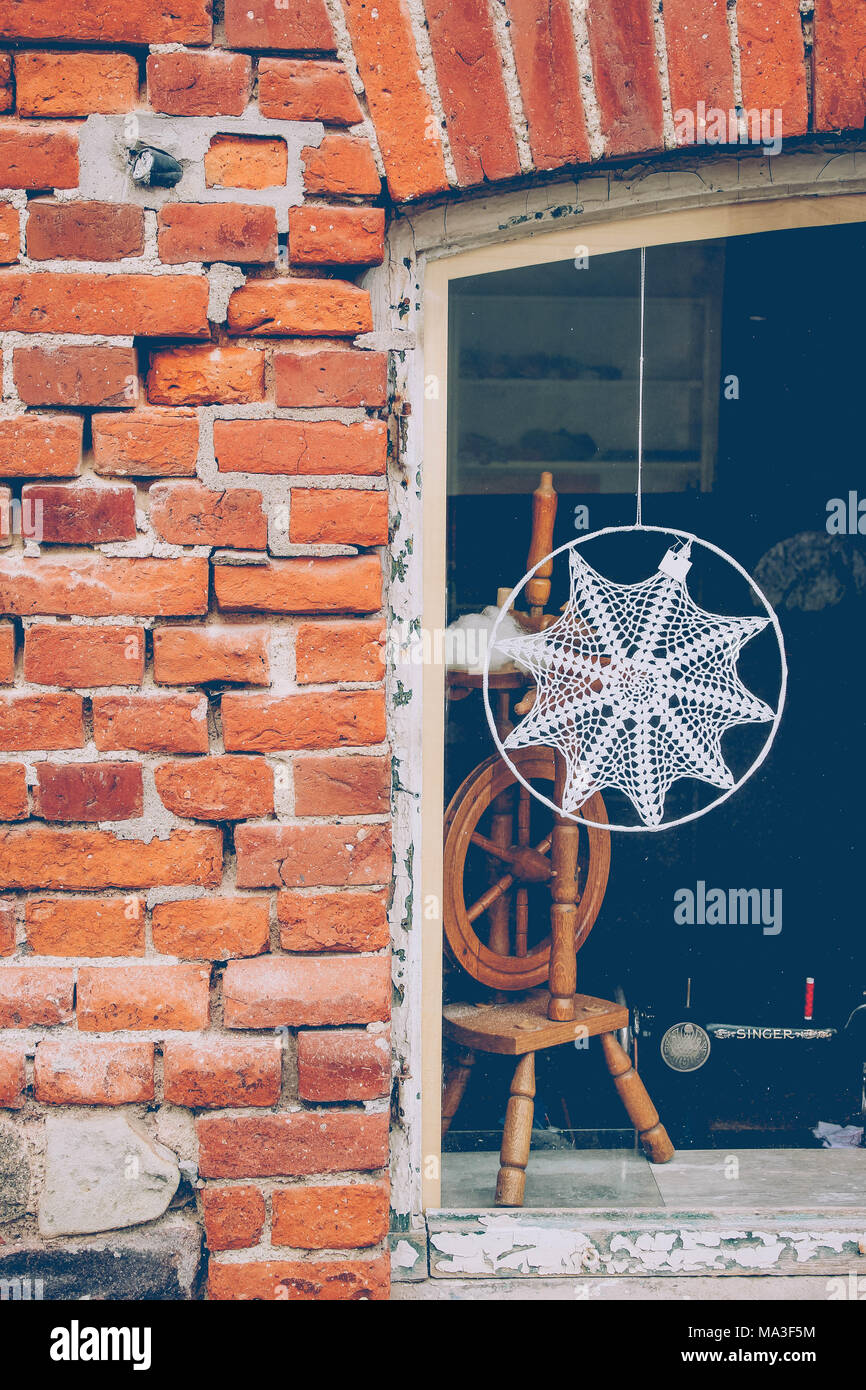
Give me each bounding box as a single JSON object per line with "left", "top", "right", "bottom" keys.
{"left": 526, "top": 471, "right": 557, "bottom": 617}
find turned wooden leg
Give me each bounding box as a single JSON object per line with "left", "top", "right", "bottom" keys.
{"left": 495, "top": 1052, "right": 535, "bottom": 1206}
{"left": 548, "top": 751, "right": 578, "bottom": 1022}
{"left": 601, "top": 1032, "right": 675, "bottom": 1164}
{"left": 441, "top": 1049, "right": 475, "bottom": 1138}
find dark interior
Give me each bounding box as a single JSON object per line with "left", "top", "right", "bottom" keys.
{"left": 444, "top": 222, "right": 866, "bottom": 1151}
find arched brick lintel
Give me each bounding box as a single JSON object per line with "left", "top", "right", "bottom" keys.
{"left": 338, "top": 0, "right": 866, "bottom": 203}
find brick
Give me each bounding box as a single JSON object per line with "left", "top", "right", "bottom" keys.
{"left": 26, "top": 897, "right": 145, "bottom": 956}
{"left": 164, "top": 1036, "right": 281, "bottom": 1107}
{"left": 0, "top": 621, "right": 12, "bottom": 682}
{"left": 0, "top": 0, "right": 213, "bottom": 44}
{"left": 224, "top": 0, "right": 333, "bottom": 50}
{"left": 15, "top": 51, "right": 139, "bottom": 118}
{"left": 148, "top": 50, "right": 250, "bottom": 117}
{"left": 663, "top": 0, "right": 734, "bottom": 144}
{"left": 77, "top": 963, "right": 211, "bottom": 1031}
{"left": 294, "top": 754, "right": 389, "bottom": 816}
{"left": 0, "top": 482, "right": 12, "bottom": 543}
{"left": 813, "top": 0, "right": 861, "bottom": 130}
{"left": 737, "top": 0, "right": 808, "bottom": 138}
{"left": 0, "top": 763, "right": 27, "bottom": 820}
{"left": 0, "top": 52, "right": 10, "bottom": 112}
{"left": 301, "top": 133, "right": 380, "bottom": 196}
{"left": 288, "top": 205, "right": 384, "bottom": 267}
{"left": 204, "top": 134, "right": 287, "bottom": 189}
{"left": 0, "top": 270, "right": 209, "bottom": 335}
{"left": 0, "top": 121, "right": 77, "bottom": 188}
{"left": 149, "top": 480, "right": 267, "bottom": 549}
{"left": 26, "top": 200, "right": 145, "bottom": 260}
{"left": 224, "top": 955, "right": 389, "bottom": 1030}
{"left": 0, "top": 894, "right": 14, "bottom": 954}
{"left": 155, "top": 756, "right": 273, "bottom": 820}
{"left": 208, "top": 1254, "right": 388, "bottom": 1301}
{"left": 92, "top": 408, "right": 199, "bottom": 478}
{"left": 14, "top": 345, "right": 138, "bottom": 408}
{"left": 424, "top": 0, "right": 520, "bottom": 184}
{"left": 275, "top": 348, "right": 386, "bottom": 409}
{"left": 0, "top": 896, "right": 13, "bottom": 952}
{"left": 226, "top": 277, "right": 371, "bottom": 336}
{"left": 92, "top": 694, "right": 209, "bottom": 754}
{"left": 277, "top": 890, "right": 389, "bottom": 953}
{"left": 505, "top": 0, "right": 591, "bottom": 168}
{"left": 34, "top": 762, "right": 143, "bottom": 821}
{"left": 0, "top": 413, "right": 82, "bottom": 477}
{"left": 197, "top": 1110, "right": 388, "bottom": 1178}
{"left": 0, "top": 199, "right": 18, "bottom": 260}
{"left": 289, "top": 487, "right": 388, "bottom": 546}
{"left": 21, "top": 482, "right": 136, "bottom": 544}
{"left": 586, "top": 0, "right": 664, "bottom": 156}
{"left": 214, "top": 419, "right": 386, "bottom": 476}
{"left": 258, "top": 59, "right": 361, "bottom": 124}
{"left": 272, "top": 1181, "right": 388, "bottom": 1248}
{"left": 0, "top": 826, "right": 221, "bottom": 889}
{"left": 34, "top": 1038, "right": 154, "bottom": 1104}
{"left": 235, "top": 823, "right": 391, "bottom": 889}
{"left": 153, "top": 626, "right": 269, "bottom": 686}
{"left": 222, "top": 690, "right": 384, "bottom": 752}
{"left": 0, "top": 1040, "right": 25, "bottom": 1106}
{"left": 0, "top": 555, "right": 207, "bottom": 616}
{"left": 297, "top": 1029, "right": 389, "bottom": 1101}
{"left": 201, "top": 1186, "right": 266, "bottom": 1252}
{"left": 152, "top": 897, "right": 269, "bottom": 960}
{"left": 157, "top": 203, "right": 276, "bottom": 265}
{"left": 340, "top": 0, "right": 448, "bottom": 201}
{"left": 0, "top": 692, "right": 82, "bottom": 749}
{"left": 214, "top": 555, "right": 381, "bottom": 615}
{"left": 0, "top": 965, "right": 73, "bottom": 1026}
{"left": 295, "top": 620, "right": 384, "bottom": 684}
{"left": 147, "top": 346, "right": 264, "bottom": 406}
{"left": 24, "top": 624, "right": 145, "bottom": 687}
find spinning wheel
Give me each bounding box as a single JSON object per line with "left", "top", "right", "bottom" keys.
{"left": 443, "top": 748, "right": 610, "bottom": 992}
{"left": 441, "top": 471, "right": 674, "bottom": 1205}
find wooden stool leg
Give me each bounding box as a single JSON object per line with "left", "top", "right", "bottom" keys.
{"left": 601, "top": 1032, "right": 675, "bottom": 1164}
{"left": 441, "top": 1049, "right": 475, "bottom": 1138}
{"left": 495, "top": 1052, "right": 536, "bottom": 1206}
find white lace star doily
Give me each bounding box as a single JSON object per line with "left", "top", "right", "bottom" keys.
{"left": 494, "top": 541, "right": 774, "bottom": 827}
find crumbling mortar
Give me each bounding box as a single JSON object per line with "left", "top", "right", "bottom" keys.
{"left": 568, "top": 0, "right": 606, "bottom": 162}
{"left": 652, "top": 0, "right": 678, "bottom": 151}
{"left": 403, "top": 0, "right": 461, "bottom": 188}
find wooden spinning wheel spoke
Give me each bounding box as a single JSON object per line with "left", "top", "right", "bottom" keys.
{"left": 465, "top": 833, "right": 552, "bottom": 925}
{"left": 466, "top": 871, "right": 514, "bottom": 925}
{"left": 467, "top": 831, "right": 553, "bottom": 878}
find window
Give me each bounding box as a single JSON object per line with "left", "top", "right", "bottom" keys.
{"left": 421, "top": 199, "right": 866, "bottom": 1209}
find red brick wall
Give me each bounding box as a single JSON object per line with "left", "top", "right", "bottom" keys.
{"left": 0, "top": 0, "right": 390, "bottom": 1303}
{"left": 0, "top": 0, "right": 863, "bottom": 1304}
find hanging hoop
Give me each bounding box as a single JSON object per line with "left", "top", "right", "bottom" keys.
{"left": 482, "top": 523, "right": 788, "bottom": 833}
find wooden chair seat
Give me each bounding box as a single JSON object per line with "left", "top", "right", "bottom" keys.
{"left": 443, "top": 989, "right": 627, "bottom": 1055}
{"left": 442, "top": 991, "right": 674, "bottom": 1206}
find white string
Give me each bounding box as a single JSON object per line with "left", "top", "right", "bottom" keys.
{"left": 636, "top": 246, "right": 646, "bottom": 525}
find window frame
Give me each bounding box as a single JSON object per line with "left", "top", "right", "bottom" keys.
{"left": 419, "top": 190, "right": 866, "bottom": 1210}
